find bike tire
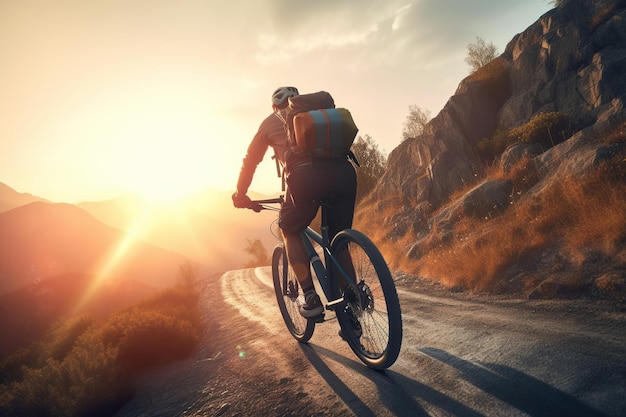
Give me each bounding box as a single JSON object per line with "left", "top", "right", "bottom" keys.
{"left": 330, "top": 229, "right": 402, "bottom": 370}
{"left": 272, "top": 245, "right": 315, "bottom": 342}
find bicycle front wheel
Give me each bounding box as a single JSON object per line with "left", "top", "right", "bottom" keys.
{"left": 330, "top": 229, "right": 402, "bottom": 370}
{"left": 272, "top": 245, "right": 315, "bottom": 342}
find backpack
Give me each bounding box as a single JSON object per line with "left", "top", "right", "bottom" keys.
{"left": 283, "top": 91, "right": 359, "bottom": 159}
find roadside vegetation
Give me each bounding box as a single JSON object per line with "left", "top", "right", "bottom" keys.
{"left": 477, "top": 112, "right": 572, "bottom": 163}
{"left": 0, "top": 264, "right": 204, "bottom": 417}
{"left": 418, "top": 152, "right": 626, "bottom": 295}
{"left": 357, "top": 117, "right": 626, "bottom": 299}
{"left": 243, "top": 237, "right": 271, "bottom": 268}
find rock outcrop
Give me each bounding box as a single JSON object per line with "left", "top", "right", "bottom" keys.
{"left": 375, "top": 0, "right": 625, "bottom": 215}
{"left": 368, "top": 0, "right": 626, "bottom": 298}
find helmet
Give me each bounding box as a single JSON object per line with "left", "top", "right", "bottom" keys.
{"left": 271, "top": 86, "right": 299, "bottom": 107}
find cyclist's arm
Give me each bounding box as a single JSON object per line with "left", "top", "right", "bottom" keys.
{"left": 236, "top": 127, "right": 269, "bottom": 195}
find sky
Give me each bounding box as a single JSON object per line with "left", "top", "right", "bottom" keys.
{"left": 0, "top": 0, "right": 554, "bottom": 203}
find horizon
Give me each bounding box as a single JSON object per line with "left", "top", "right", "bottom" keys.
{"left": 0, "top": 179, "right": 281, "bottom": 206}
{"left": 0, "top": 1, "right": 553, "bottom": 203}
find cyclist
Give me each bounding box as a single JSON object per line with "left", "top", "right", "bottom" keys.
{"left": 232, "top": 86, "right": 357, "bottom": 319}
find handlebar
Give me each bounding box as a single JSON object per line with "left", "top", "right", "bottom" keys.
{"left": 248, "top": 195, "right": 284, "bottom": 212}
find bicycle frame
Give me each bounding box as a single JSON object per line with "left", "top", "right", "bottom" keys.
{"left": 300, "top": 200, "right": 354, "bottom": 312}
{"left": 252, "top": 195, "right": 353, "bottom": 311}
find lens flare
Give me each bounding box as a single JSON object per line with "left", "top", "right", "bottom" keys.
{"left": 72, "top": 206, "right": 152, "bottom": 313}
{"left": 236, "top": 344, "right": 247, "bottom": 358}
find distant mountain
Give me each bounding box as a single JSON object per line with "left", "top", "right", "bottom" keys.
{"left": 0, "top": 181, "right": 48, "bottom": 213}
{"left": 78, "top": 189, "right": 284, "bottom": 274}
{"left": 0, "top": 201, "right": 203, "bottom": 294}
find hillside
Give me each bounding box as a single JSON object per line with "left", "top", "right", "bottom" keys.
{"left": 361, "top": 0, "right": 626, "bottom": 300}
{"left": 77, "top": 190, "right": 283, "bottom": 273}
{"left": 0, "top": 182, "right": 281, "bottom": 276}
{"left": 0, "top": 182, "right": 47, "bottom": 213}
{"left": 0, "top": 201, "right": 201, "bottom": 294}
{"left": 0, "top": 272, "right": 155, "bottom": 357}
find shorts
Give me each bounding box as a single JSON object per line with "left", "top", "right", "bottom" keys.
{"left": 279, "top": 160, "right": 357, "bottom": 237}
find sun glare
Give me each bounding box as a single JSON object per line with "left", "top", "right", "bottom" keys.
{"left": 111, "top": 118, "right": 244, "bottom": 202}
{"left": 73, "top": 208, "right": 151, "bottom": 312}
{"left": 71, "top": 196, "right": 201, "bottom": 313}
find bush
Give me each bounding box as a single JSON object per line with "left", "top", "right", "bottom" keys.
{"left": 113, "top": 309, "right": 200, "bottom": 371}
{"left": 463, "top": 56, "right": 511, "bottom": 104}
{"left": 0, "top": 278, "right": 203, "bottom": 417}
{"left": 477, "top": 112, "right": 571, "bottom": 162}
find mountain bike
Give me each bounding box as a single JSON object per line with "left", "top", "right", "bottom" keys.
{"left": 248, "top": 195, "right": 402, "bottom": 370}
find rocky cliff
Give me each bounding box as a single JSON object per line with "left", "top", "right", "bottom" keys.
{"left": 367, "top": 0, "right": 626, "bottom": 299}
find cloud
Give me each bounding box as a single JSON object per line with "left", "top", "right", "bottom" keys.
{"left": 255, "top": 25, "right": 379, "bottom": 65}
{"left": 250, "top": 0, "right": 479, "bottom": 73}
{"left": 250, "top": 0, "right": 547, "bottom": 73}
{"left": 252, "top": 1, "right": 407, "bottom": 63}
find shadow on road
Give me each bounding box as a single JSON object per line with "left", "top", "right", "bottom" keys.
{"left": 299, "top": 343, "right": 484, "bottom": 417}
{"left": 420, "top": 347, "right": 608, "bottom": 417}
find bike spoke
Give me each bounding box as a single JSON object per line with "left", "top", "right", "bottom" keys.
{"left": 272, "top": 246, "right": 315, "bottom": 342}
{"left": 331, "top": 229, "right": 402, "bottom": 369}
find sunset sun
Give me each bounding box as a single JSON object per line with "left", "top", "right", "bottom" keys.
{"left": 78, "top": 75, "right": 247, "bottom": 202}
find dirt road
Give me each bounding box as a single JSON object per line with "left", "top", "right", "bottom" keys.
{"left": 115, "top": 267, "right": 626, "bottom": 417}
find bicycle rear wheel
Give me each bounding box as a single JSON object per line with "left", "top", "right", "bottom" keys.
{"left": 330, "top": 230, "right": 402, "bottom": 370}
{"left": 272, "top": 245, "right": 315, "bottom": 342}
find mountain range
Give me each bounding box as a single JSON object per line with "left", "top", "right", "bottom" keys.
{"left": 0, "top": 181, "right": 281, "bottom": 355}
{"left": 0, "top": 183, "right": 279, "bottom": 295}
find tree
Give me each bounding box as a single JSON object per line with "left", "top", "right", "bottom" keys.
{"left": 351, "top": 135, "right": 387, "bottom": 203}
{"left": 402, "top": 105, "right": 431, "bottom": 141}
{"left": 243, "top": 238, "right": 270, "bottom": 267}
{"left": 465, "top": 36, "right": 499, "bottom": 73}
{"left": 177, "top": 261, "right": 198, "bottom": 290}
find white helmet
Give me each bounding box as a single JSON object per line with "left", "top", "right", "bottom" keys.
{"left": 271, "top": 86, "right": 299, "bottom": 107}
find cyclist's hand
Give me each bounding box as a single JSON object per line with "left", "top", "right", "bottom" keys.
{"left": 232, "top": 192, "right": 251, "bottom": 209}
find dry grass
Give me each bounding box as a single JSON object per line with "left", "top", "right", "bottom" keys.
{"left": 353, "top": 196, "right": 416, "bottom": 271}
{"left": 415, "top": 157, "right": 626, "bottom": 294}
{"left": 358, "top": 115, "right": 626, "bottom": 297}
{"left": 353, "top": 127, "right": 626, "bottom": 298}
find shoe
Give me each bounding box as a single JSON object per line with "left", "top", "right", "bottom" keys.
{"left": 338, "top": 308, "right": 362, "bottom": 340}
{"left": 299, "top": 291, "right": 324, "bottom": 318}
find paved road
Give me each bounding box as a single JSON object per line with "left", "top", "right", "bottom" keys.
{"left": 221, "top": 267, "right": 626, "bottom": 417}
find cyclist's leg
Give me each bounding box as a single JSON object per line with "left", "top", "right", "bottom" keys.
{"left": 279, "top": 182, "right": 323, "bottom": 318}
{"left": 281, "top": 229, "right": 314, "bottom": 290}
{"left": 279, "top": 186, "right": 317, "bottom": 292}
{"left": 326, "top": 161, "right": 358, "bottom": 290}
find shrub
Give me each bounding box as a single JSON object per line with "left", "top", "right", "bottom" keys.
{"left": 477, "top": 112, "right": 571, "bottom": 162}
{"left": 114, "top": 309, "right": 200, "bottom": 371}
{"left": 47, "top": 315, "right": 94, "bottom": 361}
{"left": 464, "top": 56, "right": 511, "bottom": 104}
{"left": 0, "top": 276, "right": 204, "bottom": 417}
